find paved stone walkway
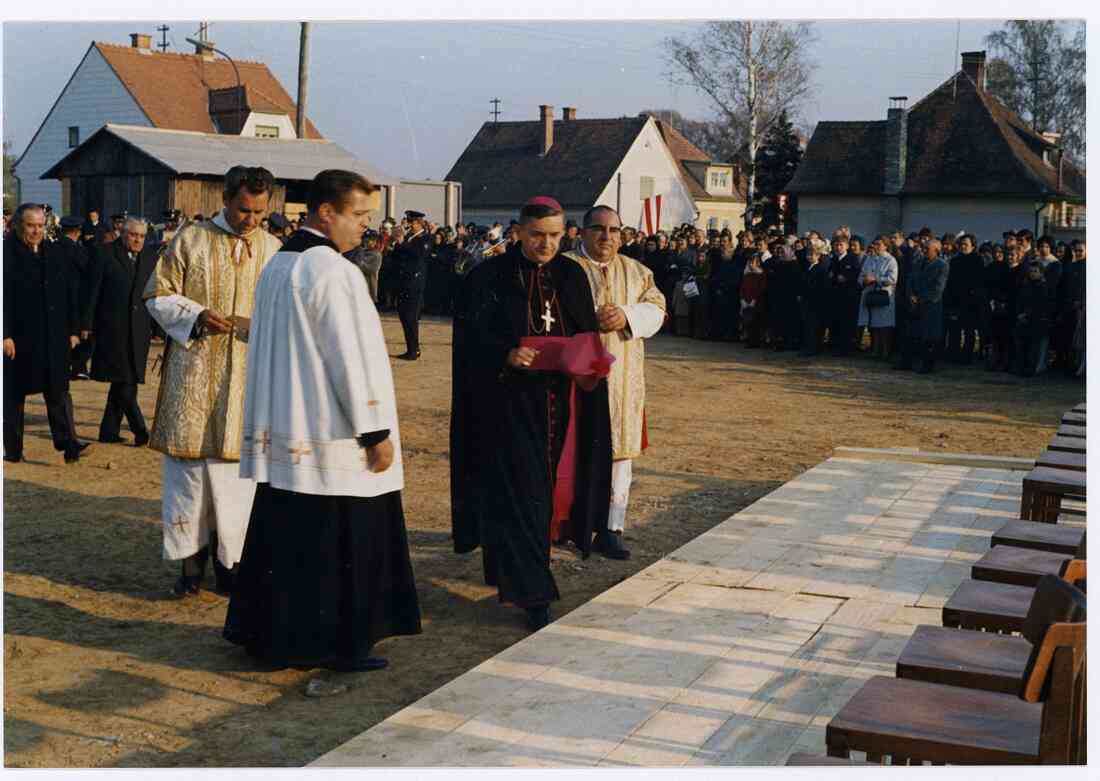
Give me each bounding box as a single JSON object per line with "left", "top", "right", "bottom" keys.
{"left": 313, "top": 454, "right": 1027, "bottom": 767}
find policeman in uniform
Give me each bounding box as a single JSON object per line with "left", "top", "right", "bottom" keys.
{"left": 394, "top": 210, "right": 433, "bottom": 360}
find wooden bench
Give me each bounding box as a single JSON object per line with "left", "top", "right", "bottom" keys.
{"left": 898, "top": 576, "right": 1086, "bottom": 696}
{"left": 1035, "top": 449, "right": 1086, "bottom": 473}
{"left": 1056, "top": 424, "right": 1086, "bottom": 439}
{"left": 972, "top": 548, "right": 1083, "bottom": 588}
{"left": 1048, "top": 436, "right": 1086, "bottom": 454}
{"left": 827, "top": 607, "right": 1087, "bottom": 764}
{"left": 991, "top": 522, "right": 1085, "bottom": 557}
{"left": 1020, "top": 466, "right": 1087, "bottom": 523}
{"left": 1062, "top": 412, "right": 1086, "bottom": 425}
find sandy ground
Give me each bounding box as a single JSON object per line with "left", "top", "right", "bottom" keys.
{"left": 3, "top": 315, "right": 1083, "bottom": 767}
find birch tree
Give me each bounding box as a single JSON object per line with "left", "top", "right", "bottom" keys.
{"left": 666, "top": 21, "right": 815, "bottom": 229}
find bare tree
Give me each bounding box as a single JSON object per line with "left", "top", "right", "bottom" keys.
{"left": 985, "top": 20, "right": 1085, "bottom": 165}
{"left": 666, "top": 21, "right": 816, "bottom": 228}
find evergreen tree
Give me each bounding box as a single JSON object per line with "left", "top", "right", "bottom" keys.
{"left": 753, "top": 109, "right": 802, "bottom": 230}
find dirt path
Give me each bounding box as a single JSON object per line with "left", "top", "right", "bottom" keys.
{"left": 3, "top": 315, "right": 1081, "bottom": 767}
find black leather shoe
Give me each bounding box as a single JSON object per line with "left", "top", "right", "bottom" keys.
{"left": 99, "top": 435, "right": 125, "bottom": 444}
{"left": 397, "top": 351, "right": 421, "bottom": 361}
{"left": 133, "top": 430, "right": 150, "bottom": 448}
{"left": 525, "top": 605, "right": 551, "bottom": 631}
{"left": 172, "top": 574, "right": 201, "bottom": 597}
{"left": 64, "top": 442, "right": 91, "bottom": 463}
{"left": 4, "top": 454, "right": 23, "bottom": 464}
{"left": 594, "top": 531, "right": 631, "bottom": 560}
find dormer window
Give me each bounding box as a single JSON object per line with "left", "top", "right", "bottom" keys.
{"left": 709, "top": 171, "right": 729, "bottom": 189}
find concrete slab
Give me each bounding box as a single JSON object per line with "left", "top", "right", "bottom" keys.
{"left": 311, "top": 455, "right": 1024, "bottom": 767}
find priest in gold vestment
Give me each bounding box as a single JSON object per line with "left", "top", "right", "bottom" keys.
{"left": 143, "top": 166, "right": 284, "bottom": 596}
{"left": 565, "top": 205, "right": 665, "bottom": 559}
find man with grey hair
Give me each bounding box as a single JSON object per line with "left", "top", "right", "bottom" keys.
{"left": 3, "top": 203, "right": 88, "bottom": 463}
{"left": 85, "top": 216, "right": 159, "bottom": 445}
{"left": 895, "top": 238, "right": 949, "bottom": 374}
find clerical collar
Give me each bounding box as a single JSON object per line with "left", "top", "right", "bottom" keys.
{"left": 212, "top": 209, "right": 248, "bottom": 238}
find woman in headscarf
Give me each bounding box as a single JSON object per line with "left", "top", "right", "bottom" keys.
{"left": 856, "top": 235, "right": 899, "bottom": 359}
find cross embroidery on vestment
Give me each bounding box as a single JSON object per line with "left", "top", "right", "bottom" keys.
{"left": 287, "top": 442, "right": 313, "bottom": 464}
{"left": 170, "top": 516, "right": 189, "bottom": 532}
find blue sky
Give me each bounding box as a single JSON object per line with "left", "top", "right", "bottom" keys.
{"left": 3, "top": 19, "right": 1008, "bottom": 180}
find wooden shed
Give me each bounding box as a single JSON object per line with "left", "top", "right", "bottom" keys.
{"left": 43, "top": 123, "right": 397, "bottom": 220}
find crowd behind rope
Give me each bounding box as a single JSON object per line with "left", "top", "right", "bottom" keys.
{"left": 3, "top": 206, "right": 1084, "bottom": 381}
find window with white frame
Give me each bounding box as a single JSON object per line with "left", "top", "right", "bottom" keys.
{"left": 255, "top": 125, "right": 280, "bottom": 139}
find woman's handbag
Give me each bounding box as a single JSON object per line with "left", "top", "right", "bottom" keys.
{"left": 866, "top": 288, "right": 890, "bottom": 309}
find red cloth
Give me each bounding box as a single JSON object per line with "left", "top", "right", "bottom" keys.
{"left": 519, "top": 333, "right": 615, "bottom": 536}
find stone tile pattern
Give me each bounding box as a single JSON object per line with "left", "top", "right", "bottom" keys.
{"left": 312, "top": 457, "right": 1024, "bottom": 767}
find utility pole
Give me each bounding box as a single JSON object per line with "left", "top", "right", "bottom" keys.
{"left": 490, "top": 98, "right": 502, "bottom": 122}
{"left": 296, "top": 23, "right": 311, "bottom": 138}
{"left": 157, "top": 25, "right": 170, "bottom": 52}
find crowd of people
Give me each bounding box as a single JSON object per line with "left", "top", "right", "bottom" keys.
{"left": 322, "top": 215, "right": 1085, "bottom": 380}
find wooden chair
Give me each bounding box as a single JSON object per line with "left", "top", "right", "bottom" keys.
{"left": 972, "top": 548, "right": 1085, "bottom": 588}
{"left": 827, "top": 595, "right": 1087, "bottom": 763}
{"left": 1056, "top": 424, "right": 1086, "bottom": 439}
{"left": 991, "top": 523, "right": 1085, "bottom": 557}
{"left": 1020, "top": 466, "right": 1088, "bottom": 523}
{"left": 1062, "top": 412, "right": 1086, "bottom": 426}
{"left": 897, "top": 576, "right": 1086, "bottom": 696}
{"left": 943, "top": 563, "right": 1087, "bottom": 634}
{"left": 1048, "top": 436, "right": 1086, "bottom": 454}
{"left": 1035, "top": 449, "right": 1086, "bottom": 473}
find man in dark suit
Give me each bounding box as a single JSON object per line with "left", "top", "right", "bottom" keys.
{"left": 3, "top": 204, "right": 89, "bottom": 464}
{"left": 58, "top": 215, "right": 94, "bottom": 379}
{"left": 84, "top": 216, "right": 159, "bottom": 445}
{"left": 394, "top": 210, "right": 433, "bottom": 360}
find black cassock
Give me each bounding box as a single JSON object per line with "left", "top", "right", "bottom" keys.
{"left": 450, "top": 245, "right": 612, "bottom": 608}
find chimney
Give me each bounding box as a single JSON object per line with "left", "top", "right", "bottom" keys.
{"left": 539, "top": 105, "right": 554, "bottom": 156}
{"left": 884, "top": 97, "right": 909, "bottom": 195}
{"left": 562, "top": 107, "right": 576, "bottom": 121}
{"left": 130, "top": 33, "right": 152, "bottom": 49}
{"left": 961, "top": 51, "right": 986, "bottom": 91}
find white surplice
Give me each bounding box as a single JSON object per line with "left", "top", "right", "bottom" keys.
{"left": 239, "top": 229, "right": 403, "bottom": 497}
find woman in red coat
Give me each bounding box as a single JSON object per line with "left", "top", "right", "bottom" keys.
{"left": 740, "top": 252, "right": 768, "bottom": 347}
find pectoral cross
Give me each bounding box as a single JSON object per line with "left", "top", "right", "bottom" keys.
{"left": 287, "top": 442, "right": 313, "bottom": 464}
{"left": 541, "top": 301, "right": 556, "bottom": 333}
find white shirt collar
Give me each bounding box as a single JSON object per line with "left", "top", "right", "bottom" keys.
{"left": 300, "top": 226, "right": 327, "bottom": 239}
{"left": 578, "top": 241, "right": 616, "bottom": 267}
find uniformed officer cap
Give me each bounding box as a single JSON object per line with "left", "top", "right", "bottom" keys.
{"left": 60, "top": 215, "right": 83, "bottom": 229}
{"left": 405, "top": 210, "right": 426, "bottom": 221}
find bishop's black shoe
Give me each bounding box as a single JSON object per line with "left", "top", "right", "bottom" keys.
{"left": 397, "top": 350, "right": 421, "bottom": 361}
{"left": 99, "top": 435, "right": 125, "bottom": 444}
{"left": 64, "top": 441, "right": 91, "bottom": 463}
{"left": 525, "top": 605, "right": 551, "bottom": 631}
{"left": 4, "top": 454, "right": 23, "bottom": 464}
{"left": 133, "top": 430, "right": 150, "bottom": 448}
{"left": 594, "top": 530, "right": 631, "bottom": 560}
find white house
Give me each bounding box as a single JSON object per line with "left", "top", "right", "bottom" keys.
{"left": 12, "top": 32, "right": 323, "bottom": 209}
{"left": 786, "top": 51, "right": 1085, "bottom": 242}
{"left": 445, "top": 107, "right": 698, "bottom": 230}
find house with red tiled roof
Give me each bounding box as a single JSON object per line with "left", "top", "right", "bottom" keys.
{"left": 786, "top": 51, "right": 1085, "bottom": 242}
{"left": 13, "top": 32, "right": 322, "bottom": 209}
{"left": 652, "top": 118, "right": 749, "bottom": 231}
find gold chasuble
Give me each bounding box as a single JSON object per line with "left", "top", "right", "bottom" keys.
{"left": 565, "top": 250, "right": 666, "bottom": 460}
{"left": 144, "top": 218, "right": 283, "bottom": 460}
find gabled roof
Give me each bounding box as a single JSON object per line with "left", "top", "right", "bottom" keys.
{"left": 94, "top": 42, "right": 322, "bottom": 139}
{"left": 787, "top": 70, "right": 1084, "bottom": 201}
{"left": 42, "top": 124, "right": 395, "bottom": 186}
{"left": 784, "top": 121, "right": 887, "bottom": 195}
{"left": 445, "top": 117, "right": 648, "bottom": 208}
{"left": 654, "top": 120, "right": 748, "bottom": 202}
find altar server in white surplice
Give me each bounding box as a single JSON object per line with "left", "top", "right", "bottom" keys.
{"left": 565, "top": 205, "right": 666, "bottom": 561}
{"left": 225, "top": 169, "right": 420, "bottom": 680}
